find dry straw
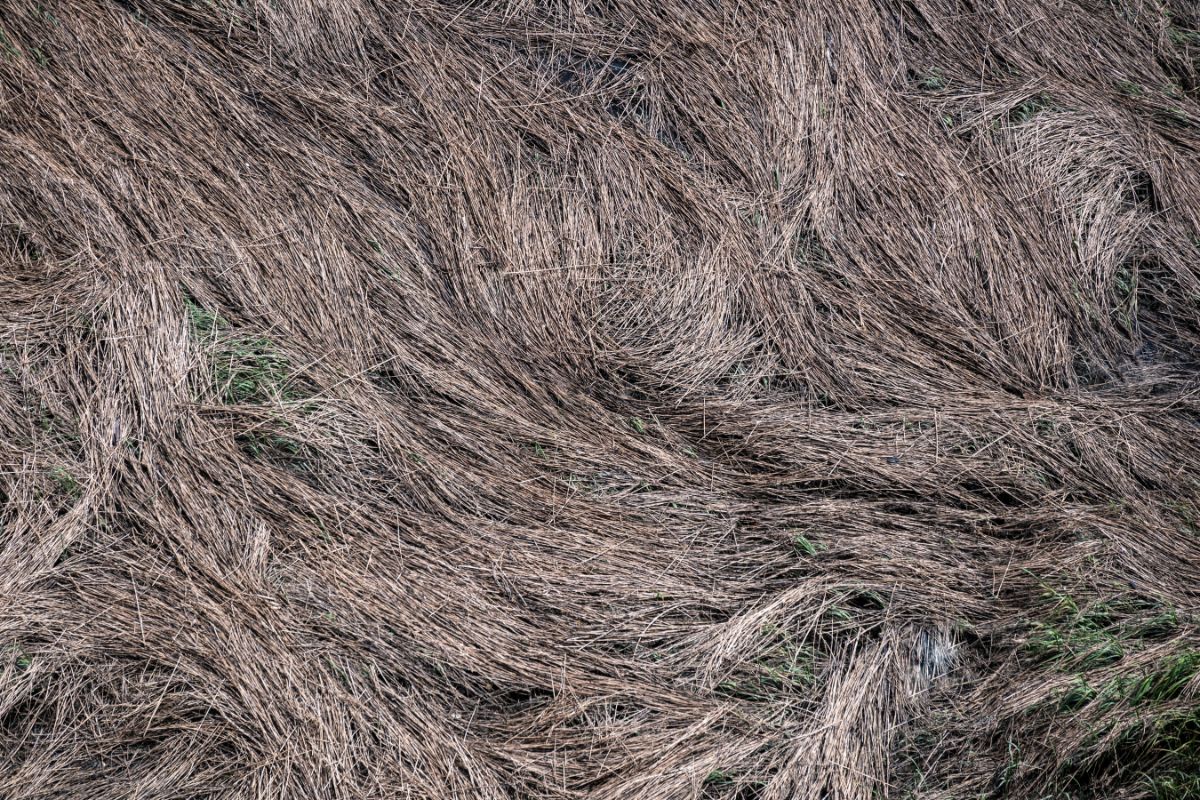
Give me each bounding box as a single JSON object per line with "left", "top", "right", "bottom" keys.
{"left": 1, "top": 0, "right": 1199, "bottom": 798}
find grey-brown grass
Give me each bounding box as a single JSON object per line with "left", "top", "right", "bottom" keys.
{"left": 1, "top": 0, "right": 1199, "bottom": 798}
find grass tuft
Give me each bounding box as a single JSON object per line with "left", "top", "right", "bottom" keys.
{"left": 47, "top": 465, "right": 80, "bottom": 499}
{"left": 186, "top": 298, "right": 301, "bottom": 404}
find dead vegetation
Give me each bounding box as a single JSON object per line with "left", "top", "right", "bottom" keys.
{"left": 1, "top": 0, "right": 1199, "bottom": 798}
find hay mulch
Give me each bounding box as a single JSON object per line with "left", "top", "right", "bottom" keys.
{"left": 2, "top": 1, "right": 1200, "bottom": 797}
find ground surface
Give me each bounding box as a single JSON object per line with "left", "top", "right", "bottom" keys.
{"left": 1, "top": 1, "right": 1200, "bottom": 798}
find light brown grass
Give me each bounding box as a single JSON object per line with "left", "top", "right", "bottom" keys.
{"left": 1, "top": 1, "right": 1199, "bottom": 798}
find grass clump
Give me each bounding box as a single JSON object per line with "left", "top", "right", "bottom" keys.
{"left": 1147, "top": 757, "right": 1200, "bottom": 800}
{"left": 215, "top": 340, "right": 295, "bottom": 404}
{"left": 704, "top": 769, "right": 734, "bottom": 786}
{"left": 792, "top": 533, "right": 823, "bottom": 556}
{"left": 186, "top": 298, "right": 301, "bottom": 404}
{"left": 1019, "top": 580, "right": 1200, "bottom": 798}
{"left": 1049, "top": 656, "right": 1200, "bottom": 798}
{"left": 1116, "top": 79, "right": 1144, "bottom": 97}
{"left": 1023, "top": 584, "right": 1178, "bottom": 672}
{"left": 4, "top": 645, "right": 31, "bottom": 672}
{"left": 1009, "top": 92, "right": 1056, "bottom": 124}
{"left": 1127, "top": 651, "right": 1200, "bottom": 706}
{"left": 47, "top": 465, "right": 80, "bottom": 499}
{"left": 917, "top": 69, "right": 946, "bottom": 91}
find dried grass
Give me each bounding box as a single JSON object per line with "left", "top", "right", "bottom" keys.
{"left": 1, "top": 0, "right": 1199, "bottom": 797}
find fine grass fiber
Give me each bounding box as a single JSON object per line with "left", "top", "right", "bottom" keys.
{"left": 2, "top": 1, "right": 1200, "bottom": 799}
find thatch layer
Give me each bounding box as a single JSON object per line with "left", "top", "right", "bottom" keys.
{"left": 1, "top": 1, "right": 1199, "bottom": 797}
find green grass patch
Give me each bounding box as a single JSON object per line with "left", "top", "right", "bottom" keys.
{"left": 3, "top": 644, "right": 31, "bottom": 672}
{"left": 1017, "top": 579, "right": 1200, "bottom": 798}
{"left": 186, "top": 298, "right": 303, "bottom": 404}
{"left": 215, "top": 338, "right": 295, "bottom": 404}
{"left": 1009, "top": 92, "right": 1056, "bottom": 124}
{"left": 704, "top": 768, "right": 733, "bottom": 786}
{"left": 791, "top": 533, "right": 823, "bottom": 556}
{"left": 1117, "top": 79, "right": 1144, "bottom": 97}
{"left": 1052, "top": 674, "right": 1200, "bottom": 798}
{"left": 47, "top": 465, "right": 80, "bottom": 499}
{"left": 1023, "top": 585, "right": 1178, "bottom": 671}
{"left": 1127, "top": 651, "right": 1200, "bottom": 706}
{"left": 917, "top": 69, "right": 946, "bottom": 91}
